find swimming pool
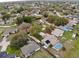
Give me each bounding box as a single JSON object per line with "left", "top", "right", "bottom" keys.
{"left": 52, "top": 43, "right": 63, "bottom": 51}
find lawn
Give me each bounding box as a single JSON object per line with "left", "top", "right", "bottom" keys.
{"left": 0, "top": 28, "right": 5, "bottom": 33}
{"left": 0, "top": 46, "right": 2, "bottom": 51}
{"left": 61, "top": 31, "right": 73, "bottom": 42}
{"left": 7, "top": 45, "right": 21, "bottom": 57}
{"left": 64, "top": 37, "right": 79, "bottom": 58}
{"left": 0, "top": 5, "right": 5, "bottom": 11}
{"left": 74, "top": 24, "right": 79, "bottom": 29}
{"left": 33, "top": 33, "right": 43, "bottom": 41}
{"left": 0, "top": 27, "right": 6, "bottom": 42}
{"left": 29, "top": 48, "right": 53, "bottom": 58}
{"left": 63, "top": 24, "right": 79, "bottom": 57}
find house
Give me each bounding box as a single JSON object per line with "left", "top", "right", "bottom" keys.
{"left": 2, "top": 28, "right": 17, "bottom": 37}
{"left": 18, "top": 22, "right": 31, "bottom": 31}
{"left": 52, "top": 43, "right": 63, "bottom": 51}
{"left": 58, "top": 25, "right": 73, "bottom": 31}
{"left": 51, "top": 29, "right": 64, "bottom": 37}
{"left": 42, "top": 35, "right": 59, "bottom": 48}
{"left": 67, "top": 19, "right": 78, "bottom": 26}
{"left": 21, "top": 41, "right": 40, "bottom": 57}
{"left": 0, "top": 52, "right": 16, "bottom": 58}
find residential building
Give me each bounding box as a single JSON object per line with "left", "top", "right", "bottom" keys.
{"left": 42, "top": 35, "right": 59, "bottom": 48}
{"left": 21, "top": 41, "right": 40, "bottom": 57}
{"left": 51, "top": 29, "right": 64, "bottom": 37}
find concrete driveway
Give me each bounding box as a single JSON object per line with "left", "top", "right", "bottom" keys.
{"left": 0, "top": 37, "right": 10, "bottom": 52}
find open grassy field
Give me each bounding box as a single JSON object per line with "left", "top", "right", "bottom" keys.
{"left": 62, "top": 24, "right": 79, "bottom": 57}
{"left": 64, "top": 36, "right": 79, "bottom": 58}
{"left": 29, "top": 48, "right": 53, "bottom": 58}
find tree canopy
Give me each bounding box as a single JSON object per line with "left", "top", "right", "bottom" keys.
{"left": 23, "top": 16, "right": 32, "bottom": 23}
{"left": 10, "top": 30, "right": 29, "bottom": 49}
{"left": 29, "top": 22, "right": 42, "bottom": 41}
{"left": 2, "top": 13, "right": 11, "bottom": 24}
{"left": 17, "top": 7, "right": 24, "bottom": 13}
{"left": 15, "top": 17, "right": 23, "bottom": 25}
{"left": 47, "top": 15, "right": 68, "bottom": 26}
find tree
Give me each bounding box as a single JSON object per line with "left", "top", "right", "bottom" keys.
{"left": 43, "top": 11, "right": 48, "bottom": 17}
{"left": 2, "top": 13, "right": 10, "bottom": 24}
{"left": 17, "top": 7, "right": 24, "bottom": 13}
{"left": 73, "top": 24, "right": 79, "bottom": 36}
{"left": 44, "top": 25, "right": 55, "bottom": 34}
{"left": 47, "top": 15, "right": 68, "bottom": 26}
{"left": 15, "top": 17, "right": 23, "bottom": 25}
{"left": 54, "top": 17, "right": 68, "bottom": 26}
{"left": 23, "top": 16, "right": 32, "bottom": 23}
{"left": 30, "top": 22, "right": 42, "bottom": 35}
{"left": 47, "top": 15, "right": 55, "bottom": 23}
{"left": 10, "top": 30, "right": 29, "bottom": 49}
{"left": 29, "top": 22, "right": 42, "bottom": 40}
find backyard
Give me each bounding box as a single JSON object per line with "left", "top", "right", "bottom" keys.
{"left": 64, "top": 24, "right": 79, "bottom": 57}
{"left": 61, "top": 31, "right": 73, "bottom": 42}
{"left": 64, "top": 36, "right": 79, "bottom": 57}
{"left": 7, "top": 45, "right": 21, "bottom": 57}
{"left": 29, "top": 48, "right": 53, "bottom": 58}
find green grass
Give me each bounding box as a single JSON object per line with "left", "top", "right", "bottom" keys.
{"left": 64, "top": 24, "right": 79, "bottom": 57}
{"left": 60, "top": 12, "right": 64, "bottom": 16}
{"left": 33, "top": 33, "right": 43, "bottom": 41}
{"left": 64, "top": 37, "right": 79, "bottom": 58}
{"left": 0, "top": 28, "right": 6, "bottom": 41}
{"left": 74, "top": 24, "right": 79, "bottom": 31}
{"left": 0, "top": 28, "right": 5, "bottom": 33}
{"left": 7, "top": 46, "right": 21, "bottom": 57}
{"left": 0, "top": 6, "right": 5, "bottom": 11}
{"left": 0, "top": 46, "right": 2, "bottom": 51}
{"left": 74, "top": 24, "right": 79, "bottom": 29}
{"left": 61, "top": 31, "right": 73, "bottom": 42}
{"left": 29, "top": 48, "right": 53, "bottom": 58}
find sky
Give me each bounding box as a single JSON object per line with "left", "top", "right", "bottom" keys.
{"left": 0, "top": 0, "right": 79, "bottom": 2}
{"left": 0, "top": 0, "right": 22, "bottom": 2}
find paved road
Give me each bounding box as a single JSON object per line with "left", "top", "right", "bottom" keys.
{"left": 0, "top": 24, "right": 16, "bottom": 28}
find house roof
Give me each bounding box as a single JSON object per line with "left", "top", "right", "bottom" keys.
{"left": 0, "top": 52, "right": 16, "bottom": 58}
{"left": 51, "top": 29, "right": 64, "bottom": 37}
{"left": 67, "top": 19, "right": 78, "bottom": 26}
{"left": 21, "top": 41, "right": 40, "bottom": 57}
{"left": 18, "top": 22, "right": 31, "bottom": 30}
{"left": 58, "top": 25, "right": 73, "bottom": 31}
{"left": 2, "top": 28, "right": 17, "bottom": 36}
{"left": 42, "top": 35, "right": 59, "bottom": 46}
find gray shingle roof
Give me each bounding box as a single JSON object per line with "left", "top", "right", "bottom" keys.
{"left": 2, "top": 28, "right": 17, "bottom": 37}
{"left": 18, "top": 22, "right": 31, "bottom": 29}
{"left": 21, "top": 41, "right": 40, "bottom": 57}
